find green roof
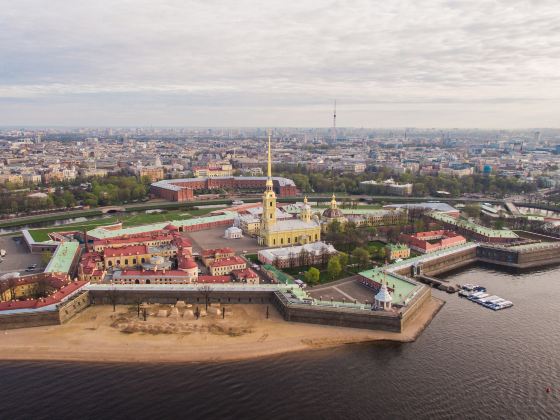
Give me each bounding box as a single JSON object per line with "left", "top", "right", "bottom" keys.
{"left": 87, "top": 212, "right": 236, "bottom": 239}
{"left": 358, "top": 268, "right": 418, "bottom": 305}
{"left": 262, "top": 264, "right": 295, "bottom": 285}
{"left": 429, "top": 212, "right": 518, "bottom": 238}
{"left": 44, "top": 242, "right": 80, "bottom": 274}
{"left": 386, "top": 243, "right": 409, "bottom": 251}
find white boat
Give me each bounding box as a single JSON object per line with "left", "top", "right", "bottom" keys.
{"left": 469, "top": 292, "right": 488, "bottom": 301}
{"left": 0, "top": 249, "right": 6, "bottom": 257}
{"left": 479, "top": 295, "right": 500, "bottom": 303}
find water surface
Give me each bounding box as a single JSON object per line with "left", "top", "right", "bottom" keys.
{"left": 1, "top": 264, "right": 559, "bottom": 419}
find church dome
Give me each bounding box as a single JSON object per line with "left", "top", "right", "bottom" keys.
{"left": 322, "top": 207, "right": 344, "bottom": 219}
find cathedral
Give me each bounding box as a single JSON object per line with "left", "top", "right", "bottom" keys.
{"left": 258, "top": 134, "right": 321, "bottom": 248}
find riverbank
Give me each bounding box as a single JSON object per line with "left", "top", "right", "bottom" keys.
{"left": 0, "top": 298, "right": 443, "bottom": 363}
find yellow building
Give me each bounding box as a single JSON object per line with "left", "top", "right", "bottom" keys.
{"left": 258, "top": 134, "right": 321, "bottom": 247}
{"left": 139, "top": 167, "right": 164, "bottom": 182}
{"left": 385, "top": 243, "right": 411, "bottom": 261}
{"left": 193, "top": 163, "right": 233, "bottom": 177}
{"left": 103, "top": 245, "right": 152, "bottom": 269}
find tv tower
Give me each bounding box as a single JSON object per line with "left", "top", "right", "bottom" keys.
{"left": 332, "top": 99, "right": 337, "bottom": 143}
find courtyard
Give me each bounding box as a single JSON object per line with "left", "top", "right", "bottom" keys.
{"left": 0, "top": 235, "right": 45, "bottom": 276}
{"left": 306, "top": 277, "right": 378, "bottom": 305}
{"left": 187, "top": 227, "right": 261, "bottom": 254}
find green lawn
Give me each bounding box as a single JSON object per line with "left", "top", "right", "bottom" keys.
{"left": 27, "top": 208, "right": 214, "bottom": 242}
{"left": 282, "top": 264, "right": 348, "bottom": 284}
{"left": 28, "top": 217, "right": 120, "bottom": 241}
{"left": 244, "top": 254, "right": 259, "bottom": 264}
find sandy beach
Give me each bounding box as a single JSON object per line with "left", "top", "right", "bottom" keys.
{"left": 0, "top": 298, "right": 444, "bottom": 363}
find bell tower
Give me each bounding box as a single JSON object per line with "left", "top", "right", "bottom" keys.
{"left": 261, "top": 131, "right": 277, "bottom": 231}
{"left": 300, "top": 196, "right": 312, "bottom": 223}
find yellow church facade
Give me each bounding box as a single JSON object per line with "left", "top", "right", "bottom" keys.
{"left": 258, "top": 134, "right": 321, "bottom": 248}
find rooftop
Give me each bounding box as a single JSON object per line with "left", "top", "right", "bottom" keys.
{"left": 358, "top": 269, "right": 419, "bottom": 305}
{"left": 44, "top": 242, "right": 80, "bottom": 274}
{"left": 87, "top": 212, "right": 236, "bottom": 240}
{"left": 429, "top": 211, "right": 519, "bottom": 238}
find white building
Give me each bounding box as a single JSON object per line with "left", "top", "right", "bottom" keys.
{"left": 258, "top": 241, "right": 337, "bottom": 268}
{"left": 224, "top": 226, "right": 243, "bottom": 239}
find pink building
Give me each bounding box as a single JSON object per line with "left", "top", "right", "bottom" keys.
{"left": 400, "top": 230, "right": 466, "bottom": 253}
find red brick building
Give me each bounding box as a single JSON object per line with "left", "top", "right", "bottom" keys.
{"left": 150, "top": 176, "right": 298, "bottom": 202}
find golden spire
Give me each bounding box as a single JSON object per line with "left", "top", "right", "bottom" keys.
{"left": 331, "top": 193, "right": 337, "bottom": 209}
{"left": 304, "top": 196, "right": 308, "bottom": 204}
{"left": 266, "top": 130, "right": 273, "bottom": 190}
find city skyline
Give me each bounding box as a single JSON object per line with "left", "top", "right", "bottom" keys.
{"left": 1, "top": 0, "right": 560, "bottom": 128}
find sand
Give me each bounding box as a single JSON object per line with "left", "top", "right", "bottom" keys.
{"left": 0, "top": 298, "right": 444, "bottom": 363}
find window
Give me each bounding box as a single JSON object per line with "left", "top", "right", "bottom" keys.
{"left": 287, "top": 238, "right": 291, "bottom": 244}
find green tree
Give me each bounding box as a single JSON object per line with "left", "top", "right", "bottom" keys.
{"left": 327, "top": 256, "right": 342, "bottom": 281}
{"left": 464, "top": 203, "right": 481, "bottom": 218}
{"left": 304, "top": 267, "right": 321, "bottom": 285}
{"left": 338, "top": 252, "right": 349, "bottom": 270}
{"left": 352, "top": 247, "right": 370, "bottom": 270}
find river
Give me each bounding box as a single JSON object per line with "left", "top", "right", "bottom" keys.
{"left": 1, "top": 264, "right": 559, "bottom": 419}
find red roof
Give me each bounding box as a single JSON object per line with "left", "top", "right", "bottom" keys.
{"left": 210, "top": 256, "right": 246, "bottom": 268}
{"left": 232, "top": 268, "right": 258, "bottom": 279}
{"left": 173, "top": 236, "right": 192, "bottom": 248}
{"left": 202, "top": 247, "right": 234, "bottom": 257}
{"left": 197, "top": 275, "right": 231, "bottom": 283}
{"left": 118, "top": 269, "right": 193, "bottom": 277}
{"left": 94, "top": 231, "right": 170, "bottom": 245}
{"left": 0, "top": 281, "right": 88, "bottom": 312}
{"left": 177, "top": 255, "right": 197, "bottom": 270}
{"left": 104, "top": 245, "right": 148, "bottom": 258}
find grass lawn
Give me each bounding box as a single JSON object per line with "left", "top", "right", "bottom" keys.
{"left": 282, "top": 264, "right": 348, "bottom": 284}
{"left": 366, "top": 240, "right": 386, "bottom": 254}
{"left": 28, "top": 217, "right": 120, "bottom": 241}
{"left": 244, "top": 254, "right": 259, "bottom": 264}
{"left": 27, "top": 208, "right": 215, "bottom": 242}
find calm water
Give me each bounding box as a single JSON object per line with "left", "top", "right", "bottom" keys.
{"left": 1, "top": 264, "right": 560, "bottom": 419}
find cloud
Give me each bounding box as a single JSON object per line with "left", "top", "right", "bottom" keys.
{"left": 0, "top": 0, "right": 559, "bottom": 127}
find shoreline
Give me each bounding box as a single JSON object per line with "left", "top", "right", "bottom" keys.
{"left": 0, "top": 298, "right": 444, "bottom": 364}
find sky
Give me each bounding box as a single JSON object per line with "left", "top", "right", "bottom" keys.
{"left": 0, "top": 0, "right": 559, "bottom": 128}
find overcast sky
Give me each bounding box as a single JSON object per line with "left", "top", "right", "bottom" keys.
{"left": 1, "top": 0, "right": 559, "bottom": 128}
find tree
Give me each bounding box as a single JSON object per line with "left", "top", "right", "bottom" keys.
{"left": 198, "top": 284, "right": 212, "bottom": 310}
{"left": 304, "top": 267, "right": 320, "bottom": 285}
{"left": 327, "top": 256, "right": 342, "bottom": 281}
{"left": 338, "top": 252, "right": 349, "bottom": 270}
{"left": 352, "top": 247, "right": 370, "bottom": 270}
{"left": 494, "top": 219, "right": 505, "bottom": 230}
{"left": 464, "top": 203, "right": 481, "bottom": 219}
